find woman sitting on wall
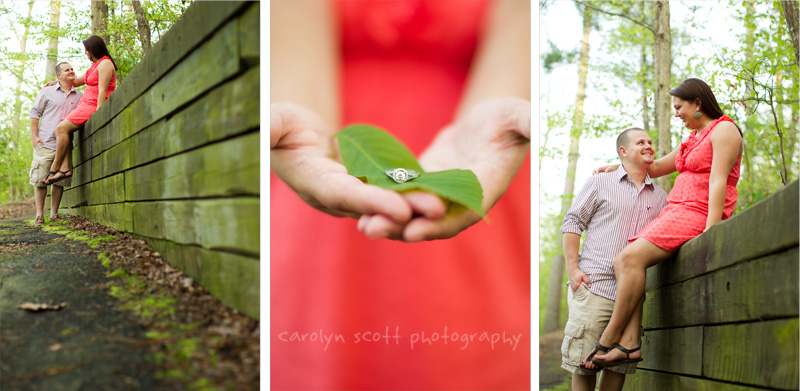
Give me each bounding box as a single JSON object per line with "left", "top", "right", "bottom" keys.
{"left": 43, "top": 35, "right": 117, "bottom": 185}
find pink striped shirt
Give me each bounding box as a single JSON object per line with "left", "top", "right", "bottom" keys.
{"left": 29, "top": 84, "right": 82, "bottom": 150}
{"left": 560, "top": 165, "right": 667, "bottom": 300}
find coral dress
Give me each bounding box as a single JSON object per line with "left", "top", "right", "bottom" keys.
{"left": 271, "top": 1, "right": 530, "bottom": 390}
{"left": 631, "top": 116, "right": 741, "bottom": 251}
{"left": 64, "top": 56, "right": 116, "bottom": 125}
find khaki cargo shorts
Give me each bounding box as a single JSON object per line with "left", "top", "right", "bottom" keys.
{"left": 29, "top": 145, "right": 72, "bottom": 188}
{"left": 561, "top": 284, "right": 638, "bottom": 375}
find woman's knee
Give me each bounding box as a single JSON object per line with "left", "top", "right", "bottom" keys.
{"left": 613, "top": 248, "right": 639, "bottom": 273}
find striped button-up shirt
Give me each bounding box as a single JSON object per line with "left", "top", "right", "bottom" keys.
{"left": 29, "top": 84, "right": 82, "bottom": 150}
{"left": 560, "top": 165, "right": 667, "bottom": 300}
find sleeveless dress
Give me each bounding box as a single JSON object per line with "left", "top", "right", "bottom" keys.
{"left": 64, "top": 56, "right": 116, "bottom": 125}
{"left": 630, "top": 116, "right": 741, "bottom": 251}
{"left": 271, "top": 1, "right": 531, "bottom": 390}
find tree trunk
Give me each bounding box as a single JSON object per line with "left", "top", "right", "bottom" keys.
{"left": 131, "top": 0, "right": 151, "bottom": 55}
{"left": 782, "top": 0, "right": 800, "bottom": 70}
{"left": 8, "top": 0, "right": 35, "bottom": 201}
{"left": 45, "top": 0, "right": 61, "bottom": 81}
{"left": 544, "top": 5, "right": 592, "bottom": 333}
{"left": 653, "top": 0, "right": 672, "bottom": 192}
{"left": 639, "top": 1, "right": 651, "bottom": 132}
{"left": 741, "top": 0, "right": 756, "bottom": 207}
{"left": 91, "top": 1, "right": 109, "bottom": 44}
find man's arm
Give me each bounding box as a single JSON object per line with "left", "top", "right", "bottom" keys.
{"left": 29, "top": 89, "right": 46, "bottom": 147}
{"left": 560, "top": 176, "right": 599, "bottom": 292}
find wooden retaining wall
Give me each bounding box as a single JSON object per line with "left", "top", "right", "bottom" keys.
{"left": 58, "top": 1, "right": 259, "bottom": 319}
{"left": 624, "top": 180, "right": 799, "bottom": 390}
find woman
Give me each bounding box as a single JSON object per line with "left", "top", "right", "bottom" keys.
{"left": 43, "top": 35, "right": 117, "bottom": 185}
{"left": 582, "top": 78, "right": 743, "bottom": 369}
{"left": 271, "top": 1, "right": 530, "bottom": 389}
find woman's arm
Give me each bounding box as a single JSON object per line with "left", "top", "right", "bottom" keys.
{"left": 72, "top": 73, "right": 86, "bottom": 88}
{"left": 95, "top": 60, "right": 115, "bottom": 109}
{"left": 705, "top": 122, "right": 742, "bottom": 230}
{"left": 647, "top": 147, "right": 679, "bottom": 178}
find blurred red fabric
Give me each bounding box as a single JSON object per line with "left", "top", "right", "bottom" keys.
{"left": 271, "top": 1, "right": 531, "bottom": 389}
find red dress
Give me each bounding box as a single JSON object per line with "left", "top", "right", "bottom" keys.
{"left": 64, "top": 56, "right": 116, "bottom": 125}
{"left": 271, "top": 1, "right": 530, "bottom": 390}
{"left": 631, "top": 116, "right": 741, "bottom": 251}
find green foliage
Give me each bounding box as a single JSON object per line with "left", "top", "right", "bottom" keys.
{"left": 337, "top": 125, "right": 485, "bottom": 216}
{"left": 542, "top": 40, "right": 578, "bottom": 72}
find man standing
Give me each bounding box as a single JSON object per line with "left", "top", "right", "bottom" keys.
{"left": 559, "top": 128, "right": 667, "bottom": 391}
{"left": 29, "top": 62, "right": 81, "bottom": 227}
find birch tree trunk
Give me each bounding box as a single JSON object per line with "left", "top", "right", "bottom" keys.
{"left": 543, "top": 5, "right": 592, "bottom": 333}
{"left": 8, "top": 0, "right": 35, "bottom": 201}
{"left": 45, "top": 0, "right": 61, "bottom": 81}
{"left": 131, "top": 0, "right": 151, "bottom": 55}
{"left": 640, "top": 1, "right": 651, "bottom": 132}
{"left": 653, "top": 0, "right": 672, "bottom": 192}
{"left": 741, "top": 0, "right": 756, "bottom": 207}
{"left": 782, "top": 0, "right": 799, "bottom": 70}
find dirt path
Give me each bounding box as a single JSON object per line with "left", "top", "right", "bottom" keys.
{"left": 0, "top": 201, "right": 259, "bottom": 390}
{"left": 539, "top": 330, "right": 569, "bottom": 390}
{"left": 0, "top": 218, "right": 165, "bottom": 391}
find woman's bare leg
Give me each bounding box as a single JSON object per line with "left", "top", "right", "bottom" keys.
{"left": 582, "top": 295, "right": 645, "bottom": 370}
{"left": 589, "top": 238, "right": 672, "bottom": 363}
{"left": 46, "top": 119, "right": 80, "bottom": 181}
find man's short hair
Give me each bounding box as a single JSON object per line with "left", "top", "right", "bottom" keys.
{"left": 55, "top": 62, "right": 69, "bottom": 76}
{"left": 616, "top": 127, "right": 646, "bottom": 157}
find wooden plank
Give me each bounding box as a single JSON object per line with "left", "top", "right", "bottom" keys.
{"left": 623, "top": 370, "right": 779, "bottom": 391}
{"left": 130, "top": 198, "right": 258, "bottom": 256}
{"left": 638, "top": 327, "right": 703, "bottom": 376}
{"left": 643, "top": 248, "right": 799, "bottom": 328}
{"left": 124, "top": 132, "right": 258, "bottom": 201}
{"left": 73, "top": 66, "right": 259, "bottom": 185}
{"left": 240, "top": 3, "right": 259, "bottom": 67}
{"left": 143, "top": 237, "right": 259, "bottom": 320}
{"left": 75, "top": 18, "right": 241, "bottom": 163}
{"left": 84, "top": 173, "right": 125, "bottom": 206}
{"left": 85, "top": 203, "right": 134, "bottom": 233}
{"left": 703, "top": 319, "right": 798, "bottom": 390}
{"left": 647, "top": 181, "right": 798, "bottom": 291}
{"left": 83, "top": 1, "right": 250, "bottom": 134}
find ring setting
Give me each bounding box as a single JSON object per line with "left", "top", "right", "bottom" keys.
{"left": 385, "top": 168, "right": 419, "bottom": 183}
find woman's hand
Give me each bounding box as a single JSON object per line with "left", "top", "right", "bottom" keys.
{"left": 271, "top": 103, "right": 413, "bottom": 223}
{"left": 43, "top": 80, "right": 57, "bottom": 87}
{"left": 358, "top": 97, "right": 530, "bottom": 241}
{"left": 592, "top": 164, "right": 619, "bottom": 174}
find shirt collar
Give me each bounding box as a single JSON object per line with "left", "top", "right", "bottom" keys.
{"left": 615, "top": 164, "right": 654, "bottom": 188}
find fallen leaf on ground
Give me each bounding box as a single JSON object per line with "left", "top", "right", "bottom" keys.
{"left": 18, "top": 302, "right": 68, "bottom": 311}
{"left": 48, "top": 343, "right": 63, "bottom": 352}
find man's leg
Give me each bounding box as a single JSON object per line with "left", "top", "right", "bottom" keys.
{"left": 572, "top": 372, "right": 597, "bottom": 391}
{"left": 598, "top": 370, "right": 625, "bottom": 391}
{"left": 34, "top": 186, "right": 46, "bottom": 218}
{"left": 50, "top": 185, "right": 64, "bottom": 219}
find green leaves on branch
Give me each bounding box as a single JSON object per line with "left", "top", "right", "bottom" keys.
{"left": 337, "top": 125, "right": 485, "bottom": 217}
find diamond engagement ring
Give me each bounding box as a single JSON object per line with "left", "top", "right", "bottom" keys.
{"left": 385, "top": 168, "right": 419, "bottom": 183}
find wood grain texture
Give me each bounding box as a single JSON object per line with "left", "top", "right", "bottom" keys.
{"left": 643, "top": 248, "right": 799, "bottom": 328}
{"left": 639, "top": 326, "right": 703, "bottom": 375}
{"left": 703, "top": 319, "right": 798, "bottom": 390}
{"left": 623, "top": 369, "right": 781, "bottom": 391}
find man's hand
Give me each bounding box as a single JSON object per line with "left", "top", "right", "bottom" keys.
{"left": 32, "top": 136, "right": 44, "bottom": 148}
{"left": 567, "top": 268, "right": 591, "bottom": 293}
{"left": 271, "top": 103, "right": 413, "bottom": 223}
{"left": 357, "top": 97, "right": 530, "bottom": 241}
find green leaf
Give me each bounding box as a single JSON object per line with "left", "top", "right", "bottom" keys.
{"left": 337, "top": 124, "right": 485, "bottom": 216}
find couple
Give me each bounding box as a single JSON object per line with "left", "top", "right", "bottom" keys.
{"left": 28, "top": 35, "right": 117, "bottom": 226}
{"left": 560, "top": 78, "right": 743, "bottom": 391}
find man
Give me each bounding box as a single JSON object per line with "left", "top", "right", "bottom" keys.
{"left": 29, "top": 62, "right": 81, "bottom": 227}
{"left": 559, "top": 128, "right": 667, "bottom": 391}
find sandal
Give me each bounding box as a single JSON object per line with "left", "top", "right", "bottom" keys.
{"left": 46, "top": 170, "right": 72, "bottom": 185}
{"left": 41, "top": 171, "right": 58, "bottom": 186}
{"left": 591, "top": 343, "right": 643, "bottom": 368}
{"left": 579, "top": 342, "right": 611, "bottom": 373}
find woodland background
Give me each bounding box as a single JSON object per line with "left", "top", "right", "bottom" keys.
{"left": 0, "top": 0, "right": 190, "bottom": 204}
{"left": 539, "top": 0, "right": 799, "bottom": 335}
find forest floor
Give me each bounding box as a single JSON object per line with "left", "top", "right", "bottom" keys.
{"left": 539, "top": 330, "right": 570, "bottom": 390}
{"left": 0, "top": 202, "right": 259, "bottom": 391}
